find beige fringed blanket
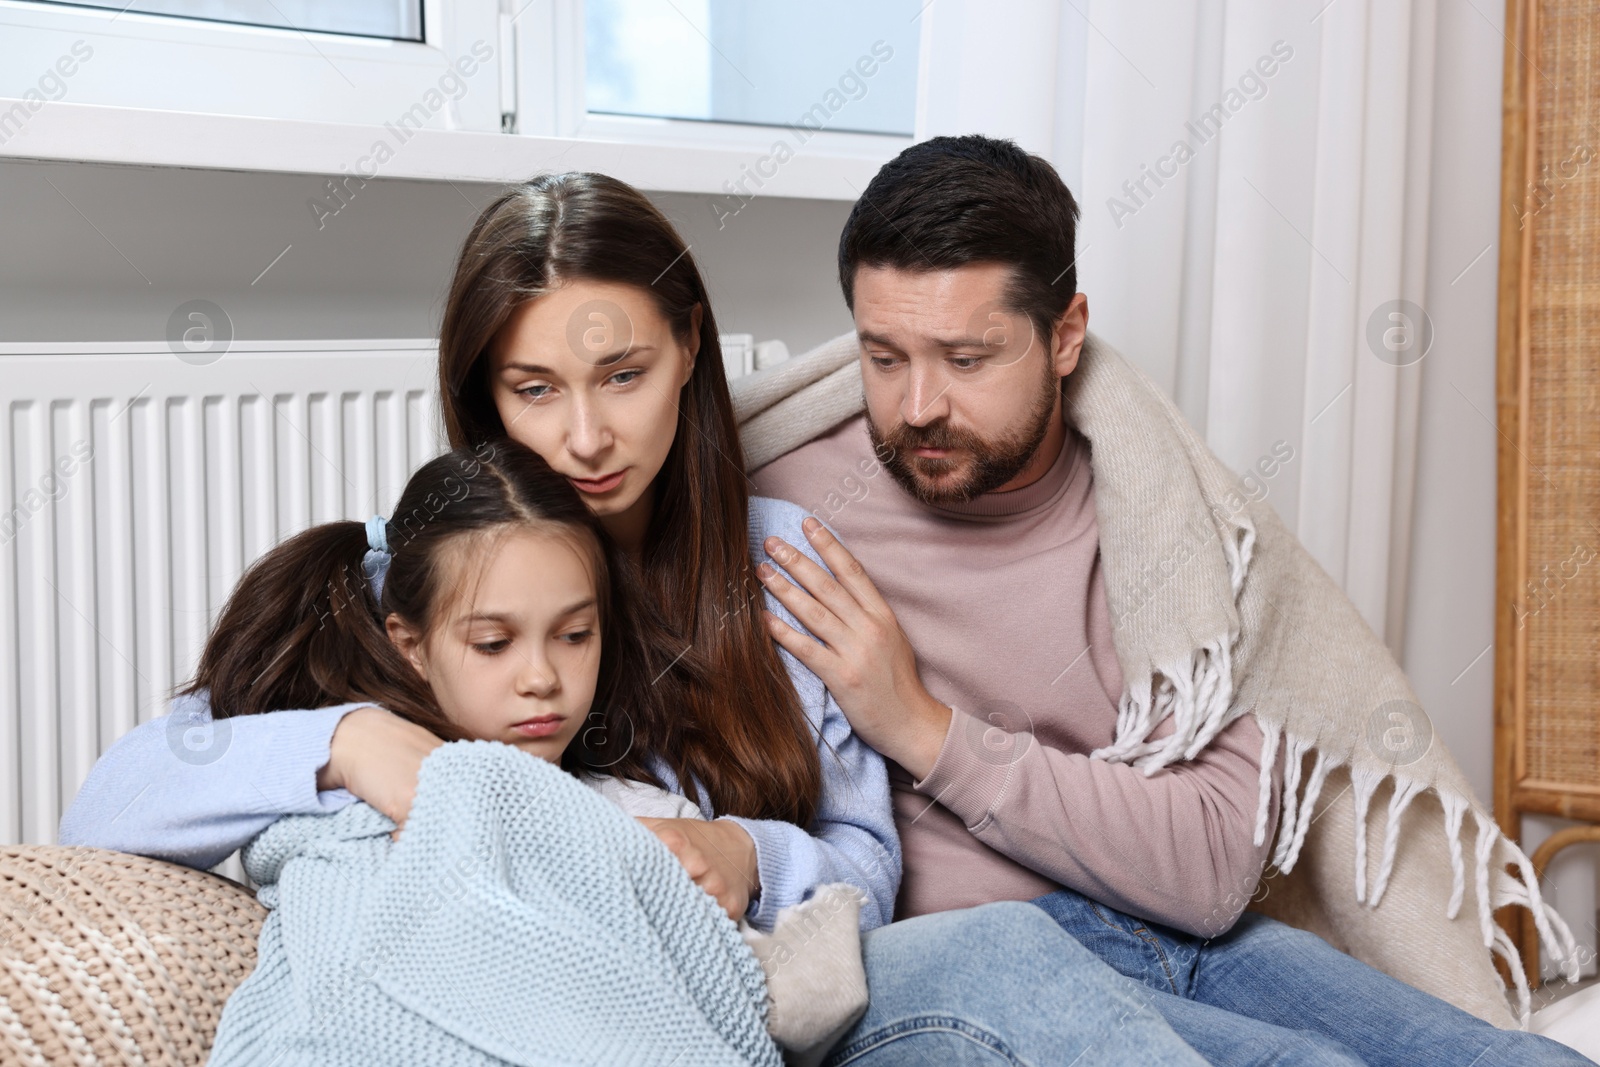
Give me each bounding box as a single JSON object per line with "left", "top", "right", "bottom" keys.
{"left": 731, "top": 329, "right": 1580, "bottom": 1030}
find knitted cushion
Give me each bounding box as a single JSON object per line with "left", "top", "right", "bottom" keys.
{"left": 0, "top": 845, "right": 264, "bottom": 1066}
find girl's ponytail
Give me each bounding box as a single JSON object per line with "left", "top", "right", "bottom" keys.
{"left": 182, "top": 520, "right": 464, "bottom": 741}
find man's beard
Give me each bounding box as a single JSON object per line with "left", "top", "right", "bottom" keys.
{"left": 868, "top": 369, "right": 1062, "bottom": 507}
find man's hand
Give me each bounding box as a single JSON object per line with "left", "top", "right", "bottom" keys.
{"left": 318, "top": 705, "right": 443, "bottom": 841}
{"left": 638, "top": 817, "right": 758, "bottom": 922}
{"left": 756, "top": 516, "right": 953, "bottom": 779}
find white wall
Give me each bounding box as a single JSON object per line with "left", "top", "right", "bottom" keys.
{"left": 661, "top": 191, "right": 854, "bottom": 353}
{"left": 0, "top": 159, "right": 852, "bottom": 351}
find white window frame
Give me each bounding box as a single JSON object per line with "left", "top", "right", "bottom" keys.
{"left": 512, "top": 0, "right": 918, "bottom": 164}
{"left": 0, "top": 0, "right": 504, "bottom": 131}
{"left": 0, "top": 0, "right": 957, "bottom": 198}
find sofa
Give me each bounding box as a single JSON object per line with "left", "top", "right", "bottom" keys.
{"left": 0, "top": 845, "right": 263, "bottom": 1065}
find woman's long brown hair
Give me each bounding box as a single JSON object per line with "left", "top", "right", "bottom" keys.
{"left": 182, "top": 438, "right": 691, "bottom": 789}
{"left": 436, "top": 172, "right": 822, "bottom": 827}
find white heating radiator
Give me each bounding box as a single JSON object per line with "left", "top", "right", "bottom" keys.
{"left": 0, "top": 339, "right": 444, "bottom": 848}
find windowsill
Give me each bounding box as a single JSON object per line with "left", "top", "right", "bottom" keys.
{"left": 0, "top": 98, "right": 896, "bottom": 199}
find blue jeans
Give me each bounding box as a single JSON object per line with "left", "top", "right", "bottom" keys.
{"left": 1030, "top": 886, "right": 1597, "bottom": 1067}
{"left": 817, "top": 901, "right": 1210, "bottom": 1066}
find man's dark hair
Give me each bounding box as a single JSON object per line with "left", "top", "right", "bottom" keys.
{"left": 838, "top": 134, "right": 1081, "bottom": 345}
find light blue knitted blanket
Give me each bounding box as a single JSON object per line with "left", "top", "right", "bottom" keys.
{"left": 209, "top": 740, "right": 782, "bottom": 1067}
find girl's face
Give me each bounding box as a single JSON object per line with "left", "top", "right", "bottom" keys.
{"left": 488, "top": 279, "right": 699, "bottom": 551}
{"left": 386, "top": 527, "right": 602, "bottom": 763}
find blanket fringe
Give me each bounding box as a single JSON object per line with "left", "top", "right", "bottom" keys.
{"left": 1349, "top": 765, "right": 1386, "bottom": 903}
{"left": 1220, "top": 505, "right": 1256, "bottom": 596}
{"left": 1180, "top": 641, "right": 1236, "bottom": 761}
{"left": 1482, "top": 825, "right": 1581, "bottom": 1027}
{"left": 1252, "top": 719, "right": 1282, "bottom": 849}
{"left": 1098, "top": 490, "right": 1254, "bottom": 770}
{"left": 1259, "top": 754, "right": 1583, "bottom": 1027}
{"left": 1367, "top": 776, "right": 1426, "bottom": 906}
{"left": 1473, "top": 810, "right": 1498, "bottom": 950}
{"left": 1493, "top": 824, "right": 1581, "bottom": 984}
{"left": 1271, "top": 736, "right": 1314, "bottom": 870}
{"left": 1107, "top": 685, "right": 1156, "bottom": 762}
{"left": 1280, "top": 747, "right": 1337, "bottom": 873}
{"left": 1465, "top": 809, "right": 1580, "bottom": 1023}
{"left": 1491, "top": 922, "right": 1534, "bottom": 1026}
{"left": 1095, "top": 638, "right": 1240, "bottom": 774}
{"left": 1493, "top": 874, "right": 1581, "bottom": 975}
{"left": 1099, "top": 459, "right": 1583, "bottom": 1026}
{"left": 1440, "top": 792, "right": 1468, "bottom": 919}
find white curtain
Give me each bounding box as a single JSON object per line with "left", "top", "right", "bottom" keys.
{"left": 920, "top": 0, "right": 1439, "bottom": 658}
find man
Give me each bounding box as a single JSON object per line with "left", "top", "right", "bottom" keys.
{"left": 751, "top": 134, "right": 1589, "bottom": 1067}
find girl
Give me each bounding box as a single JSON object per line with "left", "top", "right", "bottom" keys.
{"left": 200, "top": 438, "right": 866, "bottom": 1062}
{"left": 185, "top": 438, "right": 673, "bottom": 783}
{"left": 61, "top": 172, "right": 1209, "bottom": 1066}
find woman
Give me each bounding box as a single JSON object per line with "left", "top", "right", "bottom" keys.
{"left": 60, "top": 172, "right": 1207, "bottom": 1066}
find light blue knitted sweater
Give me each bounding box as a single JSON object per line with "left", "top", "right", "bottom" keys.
{"left": 209, "top": 740, "right": 782, "bottom": 1067}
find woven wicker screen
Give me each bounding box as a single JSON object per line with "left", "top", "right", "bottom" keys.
{"left": 1494, "top": 0, "right": 1600, "bottom": 975}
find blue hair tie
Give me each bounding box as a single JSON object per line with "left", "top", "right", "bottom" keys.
{"left": 362, "top": 514, "right": 391, "bottom": 602}
{"left": 365, "top": 514, "right": 389, "bottom": 553}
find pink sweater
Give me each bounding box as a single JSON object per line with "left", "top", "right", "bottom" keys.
{"left": 752, "top": 413, "right": 1281, "bottom": 937}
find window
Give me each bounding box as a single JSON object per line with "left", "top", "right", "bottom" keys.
{"left": 0, "top": 0, "right": 938, "bottom": 191}
{"left": 36, "top": 0, "right": 423, "bottom": 40}
{"left": 0, "top": 0, "right": 501, "bottom": 132}
{"left": 584, "top": 0, "right": 920, "bottom": 137}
